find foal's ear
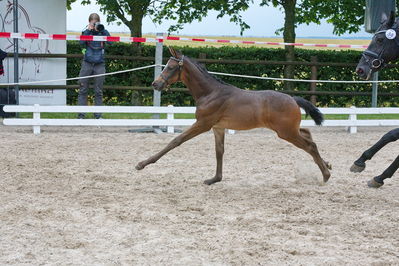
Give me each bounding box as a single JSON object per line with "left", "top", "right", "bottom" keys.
{"left": 168, "top": 47, "right": 177, "bottom": 58}
{"left": 175, "top": 49, "right": 183, "bottom": 59}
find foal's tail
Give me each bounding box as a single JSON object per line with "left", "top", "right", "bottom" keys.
{"left": 293, "top": 96, "right": 324, "bottom": 126}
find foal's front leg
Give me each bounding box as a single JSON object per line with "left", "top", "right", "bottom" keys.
{"left": 350, "top": 128, "right": 399, "bottom": 173}
{"left": 204, "top": 127, "right": 225, "bottom": 185}
{"left": 135, "top": 122, "right": 211, "bottom": 170}
{"left": 367, "top": 155, "right": 399, "bottom": 188}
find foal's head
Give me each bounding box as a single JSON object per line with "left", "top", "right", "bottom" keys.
{"left": 152, "top": 47, "right": 185, "bottom": 91}
{"left": 357, "top": 11, "right": 399, "bottom": 80}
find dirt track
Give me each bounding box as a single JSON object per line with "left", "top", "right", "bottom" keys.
{"left": 0, "top": 125, "right": 398, "bottom": 265}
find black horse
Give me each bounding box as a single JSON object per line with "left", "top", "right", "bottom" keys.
{"left": 351, "top": 11, "right": 399, "bottom": 188}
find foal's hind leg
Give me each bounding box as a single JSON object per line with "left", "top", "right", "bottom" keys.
{"left": 204, "top": 127, "right": 225, "bottom": 185}
{"left": 278, "top": 128, "right": 331, "bottom": 183}
{"left": 300, "top": 128, "right": 332, "bottom": 170}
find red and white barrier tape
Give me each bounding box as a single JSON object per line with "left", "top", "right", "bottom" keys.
{"left": 165, "top": 36, "right": 369, "bottom": 49}
{"left": 0, "top": 32, "right": 157, "bottom": 43}
{"left": 0, "top": 32, "right": 369, "bottom": 49}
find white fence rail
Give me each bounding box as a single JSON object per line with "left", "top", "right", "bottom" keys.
{"left": 2, "top": 105, "right": 399, "bottom": 135}
{"left": 302, "top": 106, "right": 399, "bottom": 133}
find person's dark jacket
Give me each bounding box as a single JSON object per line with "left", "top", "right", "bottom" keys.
{"left": 0, "top": 49, "right": 7, "bottom": 75}
{"left": 80, "top": 29, "right": 111, "bottom": 64}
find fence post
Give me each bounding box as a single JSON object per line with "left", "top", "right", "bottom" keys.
{"left": 33, "top": 104, "right": 40, "bottom": 135}
{"left": 167, "top": 105, "right": 174, "bottom": 133}
{"left": 310, "top": 56, "right": 318, "bottom": 104}
{"left": 199, "top": 53, "right": 207, "bottom": 67}
{"left": 348, "top": 106, "right": 357, "bottom": 134}
{"left": 13, "top": 0, "right": 19, "bottom": 107}
{"left": 153, "top": 32, "right": 164, "bottom": 134}
{"left": 371, "top": 71, "right": 378, "bottom": 107}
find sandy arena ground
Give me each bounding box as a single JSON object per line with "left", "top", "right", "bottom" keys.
{"left": 0, "top": 124, "right": 398, "bottom": 265}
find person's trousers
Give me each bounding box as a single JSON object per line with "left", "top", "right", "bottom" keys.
{"left": 78, "top": 61, "right": 105, "bottom": 118}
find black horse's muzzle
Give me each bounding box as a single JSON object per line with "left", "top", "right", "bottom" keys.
{"left": 357, "top": 50, "right": 385, "bottom": 80}
{"left": 362, "top": 50, "right": 385, "bottom": 69}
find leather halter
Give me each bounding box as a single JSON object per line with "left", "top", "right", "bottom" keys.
{"left": 160, "top": 56, "right": 184, "bottom": 89}
{"left": 362, "top": 24, "right": 399, "bottom": 69}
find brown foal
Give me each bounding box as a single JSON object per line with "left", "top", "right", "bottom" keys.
{"left": 136, "top": 47, "right": 331, "bottom": 185}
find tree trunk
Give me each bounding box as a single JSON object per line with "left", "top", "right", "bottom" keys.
{"left": 124, "top": 16, "right": 142, "bottom": 55}
{"left": 127, "top": 6, "right": 144, "bottom": 103}
{"left": 282, "top": 0, "right": 296, "bottom": 90}
{"left": 125, "top": 3, "right": 145, "bottom": 51}
{"left": 130, "top": 14, "right": 143, "bottom": 37}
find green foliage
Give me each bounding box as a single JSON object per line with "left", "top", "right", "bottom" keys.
{"left": 67, "top": 41, "right": 399, "bottom": 108}
{"left": 67, "top": 0, "right": 251, "bottom": 36}
{"left": 296, "top": 0, "right": 365, "bottom": 36}
{"left": 261, "top": 0, "right": 390, "bottom": 36}
{"left": 67, "top": 0, "right": 152, "bottom": 36}
{"left": 151, "top": 0, "right": 251, "bottom": 35}
{"left": 66, "top": 0, "right": 392, "bottom": 43}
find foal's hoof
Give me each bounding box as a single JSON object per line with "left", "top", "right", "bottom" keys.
{"left": 135, "top": 162, "right": 145, "bottom": 170}
{"left": 367, "top": 177, "right": 384, "bottom": 188}
{"left": 325, "top": 161, "right": 332, "bottom": 170}
{"left": 350, "top": 162, "right": 365, "bottom": 173}
{"left": 323, "top": 173, "right": 331, "bottom": 183}
{"left": 203, "top": 177, "right": 221, "bottom": 185}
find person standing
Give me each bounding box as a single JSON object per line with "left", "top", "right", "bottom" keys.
{"left": 77, "top": 13, "right": 111, "bottom": 119}
{"left": 0, "top": 48, "right": 7, "bottom": 75}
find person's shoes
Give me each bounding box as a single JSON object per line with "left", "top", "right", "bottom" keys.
{"left": 77, "top": 113, "right": 85, "bottom": 119}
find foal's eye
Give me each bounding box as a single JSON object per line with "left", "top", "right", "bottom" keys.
{"left": 376, "top": 38, "right": 384, "bottom": 43}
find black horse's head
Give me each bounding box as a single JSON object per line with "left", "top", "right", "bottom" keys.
{"left": 357, "top": 12, "right": 399, "bottom": 80}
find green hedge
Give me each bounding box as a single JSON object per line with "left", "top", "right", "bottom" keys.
{"left": 67, "top": 42, "right": 399, "bottom": 107}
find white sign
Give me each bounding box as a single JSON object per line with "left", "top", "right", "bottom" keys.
{"left": 0, "top": 0, "right": 67, "bottom": 105}
{"left": 385, "top": 29, "right": 397, "bottom": 40}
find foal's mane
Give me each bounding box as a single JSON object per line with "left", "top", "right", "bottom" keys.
{"left": 187, "top": 57, "right": 228, "bottom": 85}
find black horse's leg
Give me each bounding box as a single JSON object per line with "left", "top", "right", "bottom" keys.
{"left": 350, "top": 128, "right": 399, "bottom": 172}
{"left": 204, "top": 127, "right": 225, "bottom": 185}
{"left": 368, "top": 154, "right": 399, "bottom": 188}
